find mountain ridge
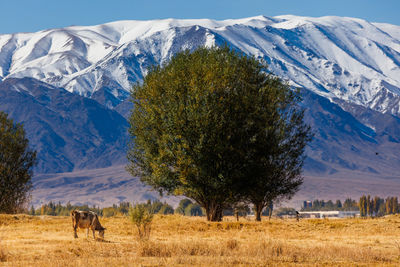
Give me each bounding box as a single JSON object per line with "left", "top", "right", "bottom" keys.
{"left": 1, "top": 15, "right": 400, "bottom": 115}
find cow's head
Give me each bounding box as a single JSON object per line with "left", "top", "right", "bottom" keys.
{"left": 98, "top": 227, "right": 106, "bottom": 238}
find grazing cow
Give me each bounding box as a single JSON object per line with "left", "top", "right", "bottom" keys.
{"left": 71, "top": 210, "right": 106, "bottom": 239}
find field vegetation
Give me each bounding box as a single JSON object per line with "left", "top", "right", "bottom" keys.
{"left": 1, "top": 214, "right": 400, "bottom": 266}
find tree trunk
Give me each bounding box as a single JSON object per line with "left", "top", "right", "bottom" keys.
{"left": 255, "top": 202, "right": 264, "bottom": 222}
{"left": 268, "top": 202, "right": 273, "bottom": 220}
{"left": 205, "top": 201, "right": 223, "bottom": 221}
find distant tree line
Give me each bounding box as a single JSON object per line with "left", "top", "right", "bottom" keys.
{"left": 26, "top": 199, "right": 208, "bottom": 217}
{"left": 359, "top": 195, "right": 399, "bottom": 217}
{"left": 28, "top": 201, "right": 108, "bottom": 217}
{"left": 27, "top": 200, "right": 173, "bottom": 217}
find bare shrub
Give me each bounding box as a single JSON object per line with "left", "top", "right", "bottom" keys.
{"left": 271, "top": 242, "right": 283, "bottom": 257}
{"left": 226, "top": 239, "right": 239, "bottom": 250}
{"left": 129, "top": 203, "right": 154, "bottom": 240}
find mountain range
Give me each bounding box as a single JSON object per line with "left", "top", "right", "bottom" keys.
{"left": 1, "top": 15, "right": 400, "bottom": 206}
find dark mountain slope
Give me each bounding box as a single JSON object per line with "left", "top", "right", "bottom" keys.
{"left": 0, "top": 77, "right": 129, "bottom": 173}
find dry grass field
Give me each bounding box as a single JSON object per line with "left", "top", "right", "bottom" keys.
{"left": 1, "top": 214, "right": 400, "bottom": 266}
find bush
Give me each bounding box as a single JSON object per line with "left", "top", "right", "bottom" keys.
{"left": 129, "top": 203, "right": 154, "bottom": 239}
{"left": 146, "top": 200, "right": 174, "bottom": 215}
{"left": 184, "top": 203, "right": 203, "bottom": 216}
{"left": 175, "top": 199, "right": 193, "bottom": 215}
{"left": 159, "top": 205, "right": 174, "bottom": 215}
{"left": 103, "top": 207, "right": 117, "bottom": 218}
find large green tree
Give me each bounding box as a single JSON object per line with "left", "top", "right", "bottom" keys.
{"left": 0, "top": 111, "right": 37, "bottom": 213}
{"left": 127, "top": 46, "right": 311, "bottom": 221}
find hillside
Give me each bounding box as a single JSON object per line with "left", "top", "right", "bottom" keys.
{"left": 0, "top": 77, "right": 128, "bottom": 173}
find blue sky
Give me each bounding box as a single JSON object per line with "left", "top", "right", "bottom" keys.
{"left": 1, "top": 0, "right": 399, "bottom": 34}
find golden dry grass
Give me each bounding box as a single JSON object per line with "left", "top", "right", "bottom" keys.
{"left": 1, "top": 214, "right": 400, "bottom": 266}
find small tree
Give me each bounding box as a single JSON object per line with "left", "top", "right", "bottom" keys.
{"left": 312, "top": 200, "right": 321, "bottom": 210}
{"left": 129, "top": 203, "right": 154, "bottom": 239}
{"left": 175, "top": 199, "right": 193, "bottom": 215}
{"left": 335, "top": 200, "right": 342, "bottom": 209}
{"left": 263, "top": 201, "right": 274, "bottom": 220}
{"left": 359, "top": 195, "right": 367, "bottom": 217}
{"left": 343, "top": 198, "right": 358, "bottom": 211}
{"left": 158, "top": 204, "right": 174, "bottom": 215}
{"left": 184, "top": 203, "right": 203, "bottom": 216}
{"left": 103, "top": 207, "right": 117, "bottom": 217}
{"left": 0, "top": 111, "right": 37, "bottom": 213}
{"left": 368, "top": 195, "right": 374, "bottom": 217}
{"left": 392, "top": 197, "right": 399, "bottom": 214}
{"left": 373, "top": 196, "right": 380, "bottom": 217}
{"left": 378, "top": 202, "right": 386, "bottom": 217}
{"left": 325, "top": 200, "right": 334, "bottom": 210}
{"left": 29, "top": 205, "right": 35, "bottom": 216}
{"left": 232, "top": 202, "right": 250, "bottom": 221}
{"left": 386, "top": 197, "right": 393, "bottom": 215}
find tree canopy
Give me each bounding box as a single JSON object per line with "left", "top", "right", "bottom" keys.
{"left": 0, "top": 111, "right": 37, "bottom": 213}
{"left": 127, "top": 46, "right": 311, "bottom": 221}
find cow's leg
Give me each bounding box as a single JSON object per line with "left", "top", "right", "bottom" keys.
{"left": 73, "top": 224, "right": 78, "bottom": 238}
{"left": 72, "top": 212, "right": 79, "bottom": 238}
{"left": 92, "top": 229, "right": 96, "bottom": 240}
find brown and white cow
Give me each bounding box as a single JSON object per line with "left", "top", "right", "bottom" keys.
{"left": 71, "top": 210, "right": 106, "bottom": 239}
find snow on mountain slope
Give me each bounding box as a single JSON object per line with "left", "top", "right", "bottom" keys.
{"left": 1, "top": 15, "right": 400, "bottom": 114}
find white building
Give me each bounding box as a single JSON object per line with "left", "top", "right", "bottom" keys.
{"left": 299, "top": 210, "right": 359, "bottom": 218}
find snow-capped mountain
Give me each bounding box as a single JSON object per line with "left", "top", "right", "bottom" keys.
{"left": 1, "top": 15, "right": 400, "bottom": 113}
{"left": 2, "top": 15, "right": 400, "bottom": 205}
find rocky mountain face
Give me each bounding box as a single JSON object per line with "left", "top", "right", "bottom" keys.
{"left": 302, "top": 89, "right": 400, "bottom": 177}
{"left": 0, "top": 15, "right": 400, "bottom": 205}
{"left": 0, "top": 78, "right": 128, "bottom": 173}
